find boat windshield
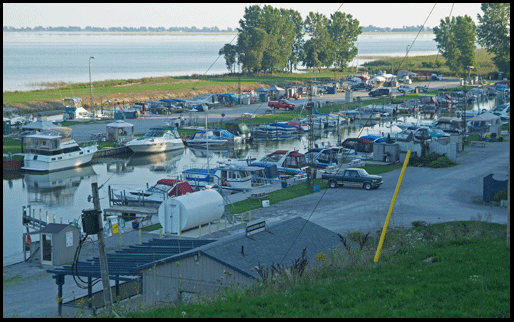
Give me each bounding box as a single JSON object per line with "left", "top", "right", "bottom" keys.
{"left": 143, "top": 128, "right": 179, "bottom": 139}
{"left": 148, "top": 183, "right": 172, "bottom": 193}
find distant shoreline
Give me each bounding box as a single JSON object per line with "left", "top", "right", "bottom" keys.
{"left": 3, "top": 30, "right": 432, "bottom": 36}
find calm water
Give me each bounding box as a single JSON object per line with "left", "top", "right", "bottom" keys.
{"left": 2, "top": 97, "right": 498, "bottom": 260}
{"left": 3, "top": 32, "right": 439, "bottom": 92}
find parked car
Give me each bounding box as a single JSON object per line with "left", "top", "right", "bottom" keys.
{"left": 321, "top": 168, "right": 383, "bottom": 190}
{"left": 368, "top": 88, "right": 391, "bottom": 97}
{"left": 415, "top": 85, "right": 428, "bottom": 93}
{"left": 350, "top": 83, "right": 373, "bottom": 91}
{"left": 398, "top": 85, "right": 416, "bottom": 93}
{"left": 268, "top": 99, "right": 295, "bottom": 111}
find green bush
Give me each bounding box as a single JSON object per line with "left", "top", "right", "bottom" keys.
{"left": 493, "top": 189, "right": 508, "bottom": 202}
{"left": 429, "top": 156, "right": 453, "bottom": 168}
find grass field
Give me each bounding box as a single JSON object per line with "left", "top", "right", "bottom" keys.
{"left": 104, "top": 220, "right": 509, "bottom": 318}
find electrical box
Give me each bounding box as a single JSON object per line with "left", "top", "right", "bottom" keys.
{"left": 81, "top": 209, "right": 101, "bottom": 235}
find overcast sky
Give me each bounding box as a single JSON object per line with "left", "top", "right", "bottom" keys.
{"left": 4, "top": 3, "right": 483, "bottom": 30}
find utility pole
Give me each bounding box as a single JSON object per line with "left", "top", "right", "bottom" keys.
{"left": 91, "top": 181, "right": 113, "bottom": 314}
{"left": 89, "top": 56, "right": 95, "bottom": 109}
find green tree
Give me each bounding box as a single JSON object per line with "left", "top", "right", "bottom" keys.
{"left": 238, "top": 27, "right": 268, "bottom": 73}
{"left": 433, "top": 15, "right": 476, "bottom": 77}
{"left": 477, "top": 3, "right": 510, "bottom": 77}
{"left": 260, "top": 6, "right": 295, "bottom": 73}
{"left": 303, "top": 12, "right": 333, "bottom": 70}
{"left": 328, "top": 12, "right": 362, "bottom": 71}
{"left": 283, "top": 9, "right": 305, "bottom": 73}
{"left": 218, "top": 43, "right": 238, "bottom": 73}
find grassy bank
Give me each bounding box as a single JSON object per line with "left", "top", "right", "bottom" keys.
{"left": 106, "top": 220, "right": 509, "bottom": 318}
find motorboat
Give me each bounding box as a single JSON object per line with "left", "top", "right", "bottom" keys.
{"left": 111, "top": 179, "right": 194, "bottom": 204}
{"left": 212, "top": 129, "right": 244, "bottom": 144}
{"left": 304, "top": 148, "right": 339, "bottom": 169}
{"left": 285, "top": 121, "right": 310, "bottom": 132}
{"left": 182, "top": 163, "right": 261, "bottom": 192}
{"left": 258, "top": 150, "right": 308, "bottom": 177}
{"left": 251, "top": 123, "right": 298, "bottom": 136}
{"left": 185, "top": 130, "right": 230, "bottom": 147}
{"left": 21, "top": 127, "right": 97, "bottom": 172}
{"left": 125, "top": 126, "right": 184, "bottom": 153}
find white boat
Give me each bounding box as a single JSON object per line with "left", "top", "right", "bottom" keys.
{"left": 185, "top": 130, "right": 229, "bottom": 147}
{"left": 111, "top": 179, "right": 194, "bottom": 204}
{"left": 125, "top": 126, "right": 184, "bottom": 153}
{"left": 258, "top": 150, "right": 308, "bottom": 177}
{"left": 182, "top": 163, "right": 259, "bottom": 192}
{"left": 21, "top": 127, "right": 97, "bottom": 172}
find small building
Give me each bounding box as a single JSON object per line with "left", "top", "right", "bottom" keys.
{"left": 135, "top": 217, "right": 356, "bottom": 305}
{"left": 31, "top": 223, "right": 80, "bottom": 266}
{"left": 106, "top": 120, "right": 134, "bottom": 143}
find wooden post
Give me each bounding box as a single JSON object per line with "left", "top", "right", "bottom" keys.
{"left": 119, "top": 228, "right": 122, "bottom": 247}
{"left": 139, "top": 228, "right": 142, "bottom": 244}
{"left": 199, "top": 225, "right": 202, "bottom": 239}
{"left": 91, "top": 181, "right": 113, "bottom": 314}
{"left": 53, "top": 214, "right": 56, "bottom": 223}
{"left": 249, "top": 211, "right": 251, "bottom": 222}
{"left": 208, "top": 222, "right": 211, "bottom": 235}
{"left": 225, "top": 219, "right": 227, "bottom": 231}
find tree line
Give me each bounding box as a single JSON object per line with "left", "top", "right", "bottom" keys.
{"left": 219, "top": 5, "right": 362, "bottom": 75}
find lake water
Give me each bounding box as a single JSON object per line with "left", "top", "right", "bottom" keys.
{"left": 3, "top": 32, "right": 439, "bottom": 92}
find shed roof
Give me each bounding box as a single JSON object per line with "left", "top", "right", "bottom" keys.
{"left": 107, "top": 120, "right": 134, "bottom": 128}
{"left": 47, "top": 238, "right": 214, "bottom": 280}
{"left": 136, "top": 217, "right": 353, "bottom": 279}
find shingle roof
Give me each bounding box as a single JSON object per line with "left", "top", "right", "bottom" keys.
{"left": 136, "top": 217, "right": 356, "bottom": 280}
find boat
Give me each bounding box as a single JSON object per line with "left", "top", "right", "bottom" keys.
{"left": 304, "top": 148, "right": 339, "bottom": 169}
{"left": 251, "top": 123, "right": 298, "bottom": 136}
{"left": 111, "top": 178, "right": 194, "bottom": 204}
{"left": 182, "top": 163, "right": 260, "bottom": 192}
{"left": 125, "top": 126, "right": 184, "bottom": 153}
{"left": 212, "top": 129, "right": 244, "bottom": 144}
{"left": 257, "top": 150, "right": 308, "bottom": 177}
{"left": 21, "top": 127, "right": 97, "bottom": 172}
{"left": 285, "top": 121, "right": 310, "bottom": 132}
{"left": 185, "top": 130, "right": 230, "bottom": 147}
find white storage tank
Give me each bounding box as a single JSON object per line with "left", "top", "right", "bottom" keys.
{"left": 158, "top": 189, "right": 224, "bottom": 234}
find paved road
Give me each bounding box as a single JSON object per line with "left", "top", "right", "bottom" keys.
{"left": 68, "top": 79, "right": 462, "bottom": 143}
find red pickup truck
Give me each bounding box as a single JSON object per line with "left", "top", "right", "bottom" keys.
{"left": 268, "top": 99, "right": 295, "bottom": 111}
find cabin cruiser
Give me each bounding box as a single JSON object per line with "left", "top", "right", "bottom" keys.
{"left": 21, "top": 127, "right": 97, "bottom": 172}
{"left": 125, "top": 126, "right": 184, "bottom": 153}
{"left": 182, "top": 163, "right": 262, "bottom": 192}
{"left": 258, "top": 150, "right": 308, "bottom": 177}
{"left": 185, "top": 130, "right": 230, "bottom": 147}
{"left": 111, "top": 179, "right": 194, "bottom": 204}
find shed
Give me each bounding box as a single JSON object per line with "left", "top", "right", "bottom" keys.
{"left": 135, "top": 217, "right": 357, "bottom": 304}
{"left": 106, "top": 120, "right": 134, "bottom": 143}
{"left": 36, "top": 223, "right": 80, "bottom": 266}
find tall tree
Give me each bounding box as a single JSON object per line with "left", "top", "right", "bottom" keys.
{"left": 303, "top": 12, "right": 333, "bottom": 70}
{"left": 328, "top": 12, "right": 362, "bottom": 71}
{"left": 218, "top": 43, "right": 238, "bottom": 73}
{"left": 433, "top": 15, "right": 477, "bottom": 77}
{"left": 283, "top": 8, "right": 305, "bottom": 73}
{"left": 237, "top": 27, "right": 268, "bottom": 73}
{"left": 477, "top": 3, "right": 510, "bottom": 77}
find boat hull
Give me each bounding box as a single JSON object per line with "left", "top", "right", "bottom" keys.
{"left": 126, "top": 141, "right": 184, "bottom": 153}
{"left": 21, "top": 145, "right": 97, "bottom": 172}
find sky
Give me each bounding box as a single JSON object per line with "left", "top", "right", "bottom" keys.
{"left": 3, "top": 3, "right": 483, "bottom": 30}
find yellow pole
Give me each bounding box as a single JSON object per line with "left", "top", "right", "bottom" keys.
{"left": 374, "top": 150, "right": 411, "bottom": 264}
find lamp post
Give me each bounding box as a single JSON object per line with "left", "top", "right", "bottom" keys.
{"left": 89, "top": 56, "right": 95, "bottom": 109}
{"left": 406, "top": 45, "right": 410, "bottom": 71}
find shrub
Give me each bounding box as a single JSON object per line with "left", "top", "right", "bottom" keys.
{"left": 347, "top": 231, "right": 364, "bottom": 243}
{"left": 429, "top": 156, "right": 453, "bottom": 168}
{"left": 493, "top": 189, "right": 508, "bottom": 202}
